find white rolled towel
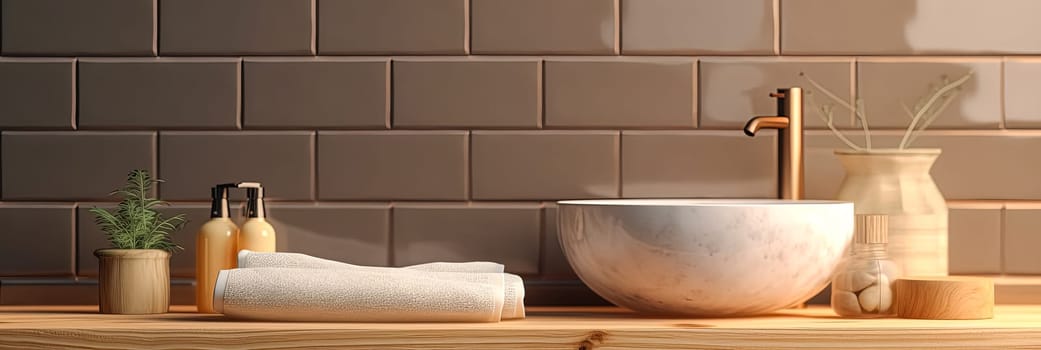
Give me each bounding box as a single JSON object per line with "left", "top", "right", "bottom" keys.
{"left": 214, "top": 267, "right": 505, "bottom": 322}
{"left": 217, "top": 251, "right": 526, "bottom": 321}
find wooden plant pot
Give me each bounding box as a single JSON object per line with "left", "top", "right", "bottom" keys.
{"left": 95, "top": 249, "right": 171, "bottom": 314}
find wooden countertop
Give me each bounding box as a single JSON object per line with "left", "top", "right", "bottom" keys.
{"left": 4, "top": 305, "right": 1041, "bottom": 349}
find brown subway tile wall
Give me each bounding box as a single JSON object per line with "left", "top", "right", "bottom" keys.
{"left": 318, "top": 131, "right": 468, "bottom": 200}
{"left": 393, "top": 59, "right": 541, "bottom": 128}
{"left": 78, "top": 58, "right": 241, "bottom": 130}
{"left": 621, "top": 131, "right": 777, "bottom": 198}
{"left": 0, "top": 0, "right": 155, "bottom": 56}
{"left": 1, "top": 132, "right": 156, "bottom": 201}
{"left": 318, "top": 0, "right": 468, "bottom": 55}
{"left": 805, "top": 131, "right": 1041, "bottom": 201}
{"left": 0, "top": 58, "right": 76, "bottom": 129}
{"left": 544, "top": 59, "right": 696, "bottom": 128}
{"left": 5, "top": 1, "right": 1041, "bottom": 304}
{"left": 699, "top": 58, "right": 853, "bottom": 129}
{"left": 472, "top": 131, "right": 619, "bottom": 200}
{"left": 159, "top": 0, "right": 314, "bottom": 55}
{"left": 540, "top": 203, "right": 578, "bottom": 279}
{"left": 947, "top": 204, "right": 1003, "bottom": 275}
{"left": 1004, "top": 58, "right": 1041, "bottom": 129}
{"left": 782, "top": 0, "right": 1041, "bottom": 55}
{"left": 856, "top": 58, "right": 1001, "bottom": 129}
{"left": 621, "top": 0, "right": 775, "bottom": 55}
{"left": 159, "top": 132, "right": 315, "bottom": 201}
{"left": 244, "top": 58, "right": 389, "bottom": 129}
{"left": 393, "top": 203, "right": 541, "bottom": 274}
{"left": 268, "top": 203, "right": 391, "bottom": 266}
{"left": 0, "top": 204, "right": 75, "bottom": 276}
{"left": 472, "top": 0, "right": 617, "bottom": 55}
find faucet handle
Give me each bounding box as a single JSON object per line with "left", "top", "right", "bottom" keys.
{"left": 769, "top": 92, "right": 786, "bottom": 98}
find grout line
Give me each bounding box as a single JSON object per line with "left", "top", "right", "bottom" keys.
{"left": 387, "top": 59, "right": 394, "bottom": 129}
{"left": 153, "top": 0, "right": 159, "bottom": 56}
{"left": 539, "top": 59, "right": 546, "bottom": 128}
{"left": 466, "top": 131, "right": 473, "bottom": 200}
{"left": 616, "top": 131, "right": 622, "bottom": 198}
{"left": 72, "top": 202, "right": 79, "bottom": 276}
{"left": 154, "top": 131, "right": 161, "bottom": 198}
{"left": 465, "top": 0, "right": 472, "bottom": 55}
{"left": 773, "top": 0, "right": 781, "bottom": 55}
{"left": 311, "top": 131, "right": 318, "bottom": 201}
{"left": 999, "top": 57, "right": 1006, "bottom": 129}
{"left": 387, "top": 204, "right": 395, "bottom": 267}
{"left": 614, "top": 0, "right": 621, "bottom": 55}
{"left": 1000, "top": 204, "right": 1007, "bottom": 274}
{"left": 71, "top": 59, "right": 78, "bottom": 131}
{"left": 237, "top": 58, "right": 244, "bottom": 130}
{"left": 850, "top": 58, "right": 858, "bottom": 126}
{"left": 311, "top": 0, "right": 318, "bottom": 55}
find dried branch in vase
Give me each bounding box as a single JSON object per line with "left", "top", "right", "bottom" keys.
{"left": 799, "top": 70, "right": 974, "bottom": 150}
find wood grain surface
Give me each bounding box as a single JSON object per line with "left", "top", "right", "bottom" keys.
{"left": 3, "top": 305, "right": 1041, "bottom": 349}
{"left": 895, "top": 276, "right": 994, "bottom": 320}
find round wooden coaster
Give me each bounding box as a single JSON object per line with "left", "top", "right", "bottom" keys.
{"left": 893, "top": 276, "right": 994, "bottom": 320}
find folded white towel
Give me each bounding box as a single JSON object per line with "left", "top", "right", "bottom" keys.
{"left": 213, "top": 251, "right": 526, "bottom": 322}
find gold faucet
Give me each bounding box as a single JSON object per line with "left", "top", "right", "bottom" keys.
{"left": 744, "top": 87, "right": 804, "bottom": 200}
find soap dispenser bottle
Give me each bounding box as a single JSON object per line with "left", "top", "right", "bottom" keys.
{"left": 831, "top": 214, "right": 902, "bottom": 318}
{"left": 238, "top": 182, "right": 276, "bottom": 253}
{"left": 196, "top": 183, "right": 240, "bottom": 313}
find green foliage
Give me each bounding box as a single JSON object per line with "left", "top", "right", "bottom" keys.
{"left": 89, "top": 170, "right": 186, "bottom": 252}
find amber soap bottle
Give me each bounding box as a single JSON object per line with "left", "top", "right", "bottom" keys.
{"left": 196, "top": 184, "right": 239, "bottom": 313}
{"left": 238, "top": 183, "right": 276, "bottom": 253}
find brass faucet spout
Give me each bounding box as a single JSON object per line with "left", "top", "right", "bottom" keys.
{"left": 743, "top": 116, "right": 790, "bottom": 136}
{"left": 744, "top": 88, "right": 804, "bottom": 200}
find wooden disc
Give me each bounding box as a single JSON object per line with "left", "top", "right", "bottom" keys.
{"left": 893, "top": 276, "right": 994, "bottom": 320}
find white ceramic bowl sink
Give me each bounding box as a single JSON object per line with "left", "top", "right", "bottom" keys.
{"left": 558, "top": 199, "right": 853, "bottom": 316}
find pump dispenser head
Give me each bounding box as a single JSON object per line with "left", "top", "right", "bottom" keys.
{"left": 854, "top": 214, "right": 888, "bottom": 244}
{"left": 238, "top": 182, "right": 265, "bottom": 219}
{"left": 209, "top": 183, "right": 237, "bottom": 218}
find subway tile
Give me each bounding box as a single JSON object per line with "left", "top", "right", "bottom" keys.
{"left": 541, "top": 203, "right": 577, "bottom": 279}
{"left": 805, "top": 131, "right": 1041, "bottom": 200}
{"left": 1, "top": 132, "right": 155, "bottom": 201}
{"left": 393, "top": 59, "right": 540, "bottom": 128}
{"left": 782, "top": 0, "right": 1041, "bottom": 55}
{"left": 1005, "top": 207, "right": 1041, "bottom": 274}
{"left": 857, "top": 58, "right": 1000, "bottom": 129}
{"left": 544, "top": 58, "right": 696, "bottom": 128}
{"left": 318, "top": 0, "right": 467, "bottom": 55}
{"left": 268, "top": 203, "right": 391, "bottom": 266}
{"left": 1005, "top": 59, "right": 1041, "bottom": 128}
{"left": 317, "top": 131, "right": 467, "bottom": 200}
{"left": 77, "top": 203, "right": 239, "bottom": 278}
{"left": 244, "top": 58, "right": 388, "bottom": 129}
{"left": 393, "top": 203, "right": 541, "bottom": 274}
{"left": 472, "top": 0, "right": 616, "bottom": 54}
{"left": 159, "top": 132, "right": 314, "bottom": 201}
{"left": 160, "top": 0, "right": 313, "bottom": 55}
{"left": 0, "top": 204, "right": 75, "bottom": 276}
{"left": 699, "top": 57, "right": 853, "bottom": 129}
{"left": 621, "top": 131, "right": 777, "bottom": 198}
{"left": 1, "top": 0, "right": 155, "bottom": 56}
{"left": 472, "top": 131, "right": 619, "bottom": 200}
{"left": 0, "top": 59, "right": 75, "bottom": 129}
{"left": 947, "top": 206, "right": 1002, "bottom": 275}
{"left": 621, "top": 0, "right": 773, "bottom": 55}
{"left": 0, "top": 279, "right": 195, "bottom": 305}
{"left": 78, "top": 58, "right": 240, "bottom": 130}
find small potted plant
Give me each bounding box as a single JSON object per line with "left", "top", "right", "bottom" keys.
{"left": 90, "top": 169, "right": 186, "bottom": 314}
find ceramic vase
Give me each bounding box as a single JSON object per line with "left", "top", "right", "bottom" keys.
{"left": 834, "top": 149, "right": 948, "bottom": 277}
{"left": 95, "top": 249, "right": 171, "bottom": 314}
